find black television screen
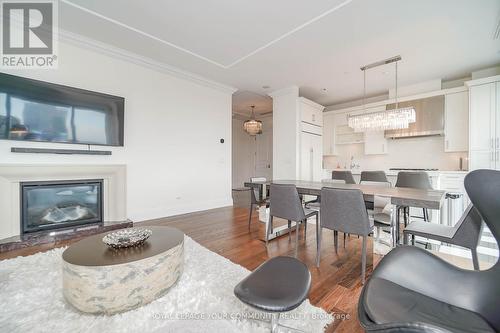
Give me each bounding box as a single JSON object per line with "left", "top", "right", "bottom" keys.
{"left": 0, "top": 73, "right": 124, "bottom": 146}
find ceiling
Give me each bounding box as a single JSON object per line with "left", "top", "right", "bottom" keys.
{"left": 232, "top": 91, "right": 273, "bottom": 118}
{"left": 59, "top": 0, "right": 500, "bottom": 106}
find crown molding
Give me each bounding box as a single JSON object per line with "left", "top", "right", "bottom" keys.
{"left": 465, "top": 74, "right": 500, "bottom": 87}
{"left": 298, "top": 97, "right": 324, "bottom": 111}
{"left": 268, "top": 86, "right": 299, "bottom": 98}
{"left": 232, "top": 112, "right": 272, "bottom": 121}
{"left": 58, "top": 29, "right": 238, "bottom": 95}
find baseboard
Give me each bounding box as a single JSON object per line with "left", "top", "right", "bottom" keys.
{"left": 130, "top": 197, "right": 234, "bottom": 222}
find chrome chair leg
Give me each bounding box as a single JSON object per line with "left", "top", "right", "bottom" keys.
{"left": 267, "top": 312, "right": 306, "bottom": 333}
{"left": 333, "top": 230, "right": 338, "bottom": 254}
{"left": 266, "top": 215, "right": 273, "bottom": 245}
{"left": 271, "top": 313, "right": 279, "bottom": 333}
{"left": 248, "top": 203, "right": 253, "bottom": 231}
{"left": 361, "top": 236, "right": 367, "bottom": 284}
{"left": 316, "top": 216, "right": 322, "bottom": 267}
{"left": 288, "top": 220, "right": 291, "bottom": 240}
{"left": 294, "top": 221, "right": 300, "bottom": 258}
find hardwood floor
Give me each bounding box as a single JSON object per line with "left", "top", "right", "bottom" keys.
{"left": 0, "top": 195, "right": 382, "bottom": 332}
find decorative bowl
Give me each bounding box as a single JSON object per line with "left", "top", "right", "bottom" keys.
{"left": 102, "top": 228, "right": 152, "bottom": 249}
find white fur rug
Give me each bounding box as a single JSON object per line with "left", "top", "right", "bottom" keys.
{"left": 0, "top": 236, "right": 332, "bottom": 332}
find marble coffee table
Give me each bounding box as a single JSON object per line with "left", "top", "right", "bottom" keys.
{"left": 62, "top": 226, "right": 184, "bottom": 314}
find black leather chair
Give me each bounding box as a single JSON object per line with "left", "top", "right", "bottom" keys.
{"left": 403, "top": 203, "right": 483, "bottom": 270}
{"left": 358, "top": 169, "right": 500, "bottom": 332}
{"left": 234, "top": 256, "right": 311, "bottom": 332}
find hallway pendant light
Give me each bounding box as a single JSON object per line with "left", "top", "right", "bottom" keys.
{"left": 348, "top": 56, "right": 416, "bottom": 132}
{"left": 243, "top": 105, "right": 262, "bottom": 135}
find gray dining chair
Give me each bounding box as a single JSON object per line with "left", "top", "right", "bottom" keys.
{"left": 395, "top": 171, "right": 433, "bottom": 225}
{"left": 358, "top": 169, "right": 500, "bottom": 332}
{"left": 403, "top": 203, "right": 483, "bottom": 270}
{"left": 317, "top": 187, "right": 373, "bottom": 283}
{"left": 247, "top": 177, "right": 269, "bottom": 231}
{"left": 269, "top": 183, "right": 318, "bottom": 257}
{"left": 332, "top": 170, "right": 356, "bottom": 184}
{"left": 360, "top": 171, "right": 389, "bottom": 183}
{"left": 360, "top": 181, "right": 393, "bottom": 247}
{"left": 360, "top": 171, "right": 390, "bottom": 210}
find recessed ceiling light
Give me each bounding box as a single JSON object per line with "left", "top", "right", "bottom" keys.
{"left": 321, "top": 88, "right": 328, "bottom": 93}
{"left": 262, "top": 85, "right": 270, "bottom": 89}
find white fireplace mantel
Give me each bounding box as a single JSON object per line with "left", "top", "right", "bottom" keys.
{"left": 0, "top": 164, "right": 127, "bottom": 239}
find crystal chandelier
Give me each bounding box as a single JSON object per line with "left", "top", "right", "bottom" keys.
{"left": 348, "top": 107, "right": 416, "bottom": 132}
{"left": 243, "top": 105, "right": 262, "bottom": 135}
{"left": 348, "top": 56, "right": 416, "bottom": 132}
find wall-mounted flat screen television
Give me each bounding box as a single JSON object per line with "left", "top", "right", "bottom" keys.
{"left": 0, "top": 73, "right": 124, "bottom": 146}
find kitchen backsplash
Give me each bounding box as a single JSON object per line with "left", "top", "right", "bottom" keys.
{"left": 323, "top": 136, "right": 468, "bottom": 171}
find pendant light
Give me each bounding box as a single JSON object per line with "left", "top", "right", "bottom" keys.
{"left": 243, "top": 105, "right": 263, "bottom": 135}
{"left": 348, "top": 56, "right": 416, "bottom": 132}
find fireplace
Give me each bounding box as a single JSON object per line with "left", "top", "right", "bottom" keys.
{"left": 20, "top": 179, "right": 103, "bottom": 233}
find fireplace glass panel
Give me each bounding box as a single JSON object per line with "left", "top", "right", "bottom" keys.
{"left": 21, "top": 180, "right": 103, "bottom": 233}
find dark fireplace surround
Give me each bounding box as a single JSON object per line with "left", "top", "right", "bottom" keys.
{"left": 20, "top": 179, "right": 103, "bottom": 234}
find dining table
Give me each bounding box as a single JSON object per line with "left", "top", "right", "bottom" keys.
{"left": 244, "top": 179, "right": 446, "bottom": 247}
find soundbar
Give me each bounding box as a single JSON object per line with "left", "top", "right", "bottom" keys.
{"left": 11, "top": 147, "right": 112, "bottom": 155}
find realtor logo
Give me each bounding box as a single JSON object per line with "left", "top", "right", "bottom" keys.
{"left": 1, "top": 0, "right": 58, "bottom": 68}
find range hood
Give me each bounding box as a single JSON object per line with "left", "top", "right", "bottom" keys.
{"left": 384, "top": 95, "right": 444, "bottom": 139}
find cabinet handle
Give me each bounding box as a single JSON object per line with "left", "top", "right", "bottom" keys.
{"left": 382, "top": 143, "right": 385, "bottom": 152}
{"left": 446, "top": 140, "right": 449, "bottom": 150}
{"left": 497, "top": 137, "right": 499, "bottom": 150}
{"left": 312, "top": 114, "right": 316, "bottom": 122}
{"left": 491, "top": 138, "right": 495, "bottom": 150}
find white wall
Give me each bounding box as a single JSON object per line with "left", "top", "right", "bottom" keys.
{"left": 232, "top": 118, "right": 255, "bottom": 188}
{"left": 271, "top": 86, "right": 300, "bottom": 179}
{"left": 324, "top": 136, "right": 467, "bottom": 171}
{"left": 0, "top": 41, "right": 234, "bottom": 222}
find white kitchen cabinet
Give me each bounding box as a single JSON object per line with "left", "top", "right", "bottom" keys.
{"left": 299, "top": 97, "right": 323, "bottom": 127}
{"left": 469, "top": 150, "right": 496, "bottom": 170}
{"left": 300, "top": 131, "right": 323, "bottom": 181}
{"left": 467, "top": 77, "right": 500, "bottom": 170}
{"left": 364, "top": 131, "right": 387, "bottom": 155}
{"left": 444, "top": 91, "right": 468, "bottom": 152}
{"left": 438, "top": 172, "right": 468, "bottom": 227}
{"left": 323, "top": 114, "right": 336, "bottom": 155}
{"left": 497, "top": 81, "right": 500, "bottom": 154}
{"left": 298, "top": 97, "right": 324, "bottom": 181}
{"left": 469, "top": 83, "right": 495, "bottom": 152}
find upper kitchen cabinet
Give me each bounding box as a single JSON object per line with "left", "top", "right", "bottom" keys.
{"left": 364, "top": 131, "right": 387, "bottom": 155}
{"left": 467, "top": 76, "right": 500, "bottom": 170}
{"left": 299, "top": 97, "right": 324, "bottom": 127}
{"left": 299, "top": 97, "right": 324, "bottom": 181}
{"left": 444, "top": 91, "right": 468, "bottom": 152}
{"left": 469, "top": 83, "right": 495, "bottom": 151}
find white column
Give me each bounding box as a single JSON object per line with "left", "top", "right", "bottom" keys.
{"left": 269, "top": 86, "right": 300, "bottom": 180}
